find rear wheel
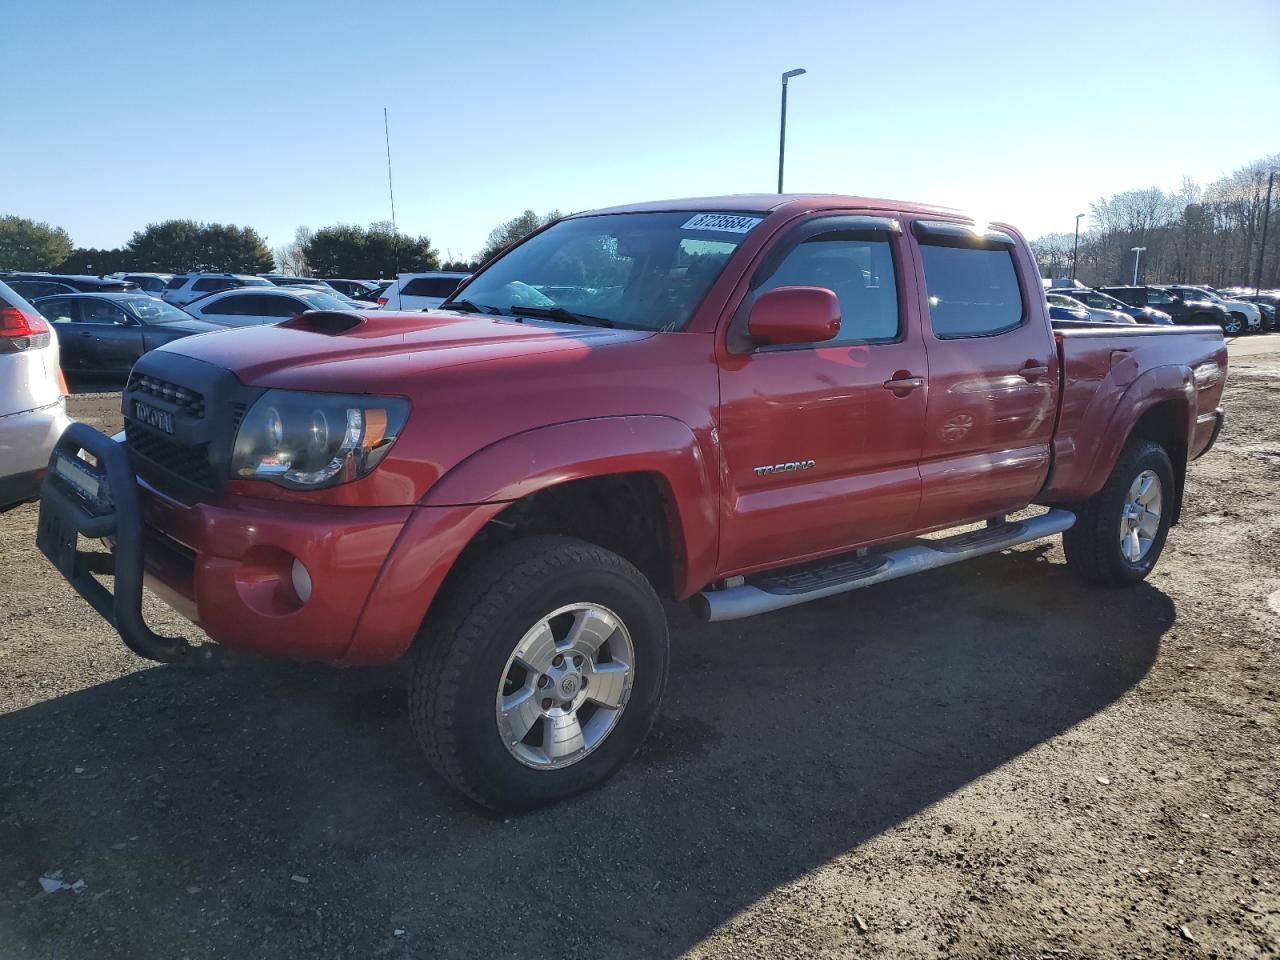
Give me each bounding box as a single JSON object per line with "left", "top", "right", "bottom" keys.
{"left": 1063, "top": 440, "right": 1175, "bottom": 587}
{"left": 409, "top": 535, "right": 669, "bottom": 811}
{"left": 1221, "top": 312, "right": 1244, "bottom": 336}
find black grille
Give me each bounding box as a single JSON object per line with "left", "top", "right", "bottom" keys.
{"left": 125, "top": 424, "right": 216, "bottom": 490}
{"left": 230, "top": 402, "right": 248, "bottom": 430}
{"left": 127, "top": 373, "right": 206, "bottom": 419}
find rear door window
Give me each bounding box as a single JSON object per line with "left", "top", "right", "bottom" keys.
{"left": 259, "top": 295, "right": 308, "bottom": 317}
{"left": 200, "top": 293, "right": 251, "bottom": 315}
{"left": 918, "top": 242, "right": 1024, "bottom": 338}
{"left": 36, "top": 298, "right": 79, "bottom": 324}
{"left": 193, "top": 278, "right": 235, "bottom": 292}
{"left": 11, "top": 280, "right": 72, "bottom": 299}
{"left": 401, "top": 277, "right": 463, "bottom": 298}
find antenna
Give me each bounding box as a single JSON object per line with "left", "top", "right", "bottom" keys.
{"left": 384, "top": 107, "right": 399, "bottom": 278}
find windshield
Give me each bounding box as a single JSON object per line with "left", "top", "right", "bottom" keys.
{"left": 450, "top": 211, "right": 758, "bottom": 331}
{"left": 120, "top": 297, "right": 195, "bottom": 324}
{"left": 296, "top": 290, "right": 355, "bottom": 311}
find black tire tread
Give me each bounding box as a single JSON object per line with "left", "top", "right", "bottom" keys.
{"left": 1063, "top": 439, "right": 1172, "bottom": 587}
{"left": 408, "top": 535, "right": 661, "bottom": 809}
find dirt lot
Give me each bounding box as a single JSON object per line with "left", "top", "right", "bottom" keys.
{"left": 1, "top": 342, "right": 1277, "bottom": 959}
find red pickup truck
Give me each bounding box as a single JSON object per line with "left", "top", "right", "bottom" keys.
{"left": 37, "top": 194, "right": 1227, "bottom": 810}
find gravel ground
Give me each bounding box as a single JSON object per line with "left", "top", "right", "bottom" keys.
{"left": 1, "top": 342, "right": 1277, "bottom": 959}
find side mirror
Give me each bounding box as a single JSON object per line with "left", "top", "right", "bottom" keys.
{"left": 748, "top": 286, "right": 841, "bottom": 346}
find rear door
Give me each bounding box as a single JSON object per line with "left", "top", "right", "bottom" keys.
{"left": 716, "top": 214, "right": 927, "bottom": 575}
{"left": 910, "top": 220, "right": 1058, "bottom": 529}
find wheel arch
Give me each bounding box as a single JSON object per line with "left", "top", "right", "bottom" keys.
{"left": 1081, "top": 368, "right": 1194, "bottom": 524}
{"left": 422, "top": 415, "right": 717, "bottom": 595}
{"left": 345, "top": 416, "right": 718, "bottom": 664}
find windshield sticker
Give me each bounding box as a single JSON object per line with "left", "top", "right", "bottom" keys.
{"left": 681, "top": 213, "right": 764, "bottom": 234}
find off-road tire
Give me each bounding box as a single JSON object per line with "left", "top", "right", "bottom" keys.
{"left": 409, "top": 535, "right": 669, "bottom": 811}
{"left": 1063, "top": 440, "right": 1175, "bottom": 587}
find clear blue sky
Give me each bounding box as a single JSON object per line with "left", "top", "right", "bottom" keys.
{"left": 4, "top": 0, "right": 1278, "bottom": 263}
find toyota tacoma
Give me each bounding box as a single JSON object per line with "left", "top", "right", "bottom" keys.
{"left": 36, "top": 195, "right": 1227, "bottom": 810}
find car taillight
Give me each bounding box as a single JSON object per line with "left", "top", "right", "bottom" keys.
{"left": 0, "top": 305, "right": 50, "bottom": 353}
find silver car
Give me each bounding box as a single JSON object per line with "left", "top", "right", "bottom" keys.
{"left": 183, "top": 286, "right": 360, "bottom": 327}
{"left": 0, "top": 280, "right": 70, "bottom": 512}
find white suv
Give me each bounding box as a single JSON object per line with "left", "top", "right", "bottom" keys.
{"left": 378, "top": 272, "right": 469, "bottom": 310}
{"left": 0, "top": 280, "right": 70, "bottom": 512}
{"left": 162, "top": 273, "right": 275, "bottom": 307}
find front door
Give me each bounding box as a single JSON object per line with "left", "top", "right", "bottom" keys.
{"left": 716, "top": 215, "right": 927, "bottom": 577}
{"left": 75, "top": 299, "right": 145, "bottom": 374}
{"left": 910, "top": 221, "right": 1059, "bottom": 529}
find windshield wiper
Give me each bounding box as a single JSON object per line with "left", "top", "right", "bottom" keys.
{"left": 509, "top": 305, "right": 615, "bottom": 328}
{"left": 440, "top": 298, "right": 502, "bottom": 315}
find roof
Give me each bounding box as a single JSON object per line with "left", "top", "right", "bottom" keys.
{"left": 4, "top": 272, "right": 126, "bottom": 283}
{"left": 33, "top": 291, "right": 158, "bottom": 301}
{"left": 578, "top": 193, "right": 970, "bottom": 220}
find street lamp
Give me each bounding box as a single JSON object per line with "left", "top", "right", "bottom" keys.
{"left": 1131, "top": 246, "right": 1147, "bottom": 285}
{"left": 777, "top": 68, "right": 806, "bottom": 194}
{"left": 1071, "top": 213, "right": 1085, "bottom": 280}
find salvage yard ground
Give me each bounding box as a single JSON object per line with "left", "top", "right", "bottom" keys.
{"left": 1, "top": 337, "right": 1278, "bottom": 959}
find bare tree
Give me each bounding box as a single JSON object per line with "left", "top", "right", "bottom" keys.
{"left": 273, "top": 225, "right": 314, "bottom": 276}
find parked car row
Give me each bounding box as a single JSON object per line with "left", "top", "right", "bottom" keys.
{"left": 1044, "top": 278, "right": 1274, "bottom": 335}
{"left": 0, "top": 269, "right": 470, "bottom": 314}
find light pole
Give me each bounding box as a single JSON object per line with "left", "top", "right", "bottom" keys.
{"left": 1131, "top": 246, "right": 1147, "bottom": 285}
{"left": 1254, "top": 168, "right": 1275, "bottom": 295}
{"left": 777, "top": 68, "right": 806, "bottom": 194}
{"left": 1071, "top": 212, "right": 1085, "bottom": 280}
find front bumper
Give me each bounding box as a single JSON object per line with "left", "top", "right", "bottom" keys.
{"left": 37, "top": 422, "right": 415, "bottom": 664}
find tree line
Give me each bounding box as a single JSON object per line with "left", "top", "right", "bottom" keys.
{"left": 0, "top": 208, "right": 563, "bottom": 280}
{"left": 1032, "top": 153, "right": 1278, "bottom": 289}
{"left": 16, "top": 153, "right": 1271, "bottom": 289}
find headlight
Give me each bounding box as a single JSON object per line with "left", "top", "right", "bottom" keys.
{"left": 231, "top": 390, "right": 409, "bottom": 489}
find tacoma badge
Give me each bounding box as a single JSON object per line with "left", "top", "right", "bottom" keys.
{"left": 753, "top": 460, "right": 817, "bottom": 476}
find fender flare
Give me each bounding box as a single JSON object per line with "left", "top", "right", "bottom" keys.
{"left": 1081, "top": 363, "right": 1195, "bottom": 500}
{"left": 423, "top": 415, "right": 719, "bottom": 597}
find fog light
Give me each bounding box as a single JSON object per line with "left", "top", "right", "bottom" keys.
{"left": 291, "top": 559, "right": 313, "bottom": 604}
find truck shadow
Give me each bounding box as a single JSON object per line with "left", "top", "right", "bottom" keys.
{"left": 0, "top": 546, "right": 1171, "bottom": 959}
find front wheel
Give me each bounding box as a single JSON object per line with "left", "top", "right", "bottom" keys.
{"left": 1063, "top": 440, "right": 1175, "bottom": 587}
{"left": 1221, "top": 312, "right": 1244, "bottom": 336}
{"left": 409, "top": 535, "right": 669, "bottom": 811}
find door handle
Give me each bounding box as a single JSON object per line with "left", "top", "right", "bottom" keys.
{"left": 882, "top": 375, "right": 925, "bottom": 392}
{"left": 1018, "top": 363, "right": 1049, "bottom": 381}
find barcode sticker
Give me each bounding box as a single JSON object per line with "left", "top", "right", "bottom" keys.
{"left": 681, "top": 213, "right": 764, "bottom": 234}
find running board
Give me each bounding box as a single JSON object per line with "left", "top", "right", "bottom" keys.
{"left": 691, "top": 508, "right": 1076, "bottom": 622}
